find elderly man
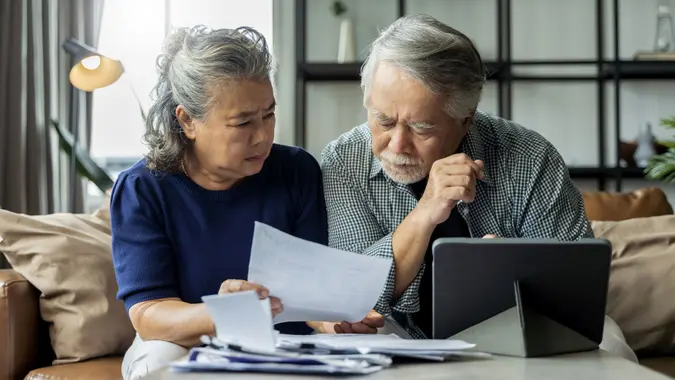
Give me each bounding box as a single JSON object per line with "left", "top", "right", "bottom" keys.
{"left": 320, "top": 14, "right": 637, "bottom": 362}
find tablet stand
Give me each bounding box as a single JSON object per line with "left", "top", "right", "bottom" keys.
{"left": 449, "top": 280, "right": 598, "bottom": 357}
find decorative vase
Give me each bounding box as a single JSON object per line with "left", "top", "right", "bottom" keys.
{"left": 654, "top": 0, "right": 675, "bottom": 52}
{"left": 634, "top": 122, "right": 657, "bottom": 167}
{"left": 337, "top": 18, "right": 356, "bottom": 63}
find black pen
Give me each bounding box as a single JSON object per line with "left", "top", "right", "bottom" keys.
{"left": 200, "top": 335, "right": 244, "bottom": 352}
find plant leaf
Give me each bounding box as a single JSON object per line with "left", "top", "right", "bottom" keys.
{"left": 51, "top": 119, "right": 115, "bottom": 193}
{"left": 657, "top": 140, "right": 675, "bottom": 149}
{"left": 661, "top": 117, "right": 675, "bottom": 130}
{"left": 645, "top": 149, "right": 675, "bottom": 184}
{"left": 330, "top": 1, "right": 347, "bottom": 16}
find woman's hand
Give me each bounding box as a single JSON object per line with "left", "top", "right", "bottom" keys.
{"left": 308, "top": 310, "right": 385, "bottom": 334}
{"left": 218, "top": 279, "right": 283, "bottom": 317}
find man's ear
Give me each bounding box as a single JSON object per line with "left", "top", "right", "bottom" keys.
{"left": 176, "top": 105, "right": 196, "bottom": 140}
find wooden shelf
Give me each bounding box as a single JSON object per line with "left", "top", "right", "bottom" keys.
{"left": 298, "top": 61, "right": 504, "bottom": 81}
{"left": 602, "top": 60, "right": 675, "bottom": 79}
{"left": 617, "top": 167, "right": 650, "bottom": 179}
{"left": 297, "top": 62, "right": 364, "bottom": 81}
{"left": 568, "top": 166, "right": 649, "bottom": 179}
{"left": 298, "top": 60, "right": 675, "bottom": 82}
{"left": 569, "top": 167, "right": 606, "bottom": 179}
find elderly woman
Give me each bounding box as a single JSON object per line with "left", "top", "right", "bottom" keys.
{"left": 110, "top": 26, "right": 381, "bottom": 380}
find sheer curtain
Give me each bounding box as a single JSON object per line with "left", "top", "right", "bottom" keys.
{"left": 0, "top": 0, "right": 104, "bottom": 268}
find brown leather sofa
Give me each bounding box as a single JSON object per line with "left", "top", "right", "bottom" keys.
{"left": 1, "top": 187, "right": 675, "bottom": 380}
{"left": 0, "top": 269, "right": 123, "bottom": 380}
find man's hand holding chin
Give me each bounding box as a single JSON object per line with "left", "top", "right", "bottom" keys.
{"left": 307, "top": 310, "right": 385, "bottom": 334}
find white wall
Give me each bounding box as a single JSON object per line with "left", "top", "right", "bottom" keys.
{"left": 273, "top": 0, "right": 295, "bottom": 146}
{"left": 274, "top": 0, "right": 675, "bottom": 203}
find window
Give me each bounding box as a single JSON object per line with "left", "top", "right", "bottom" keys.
{"left": 88, "top": 0, "right": 273, "bottom": 211}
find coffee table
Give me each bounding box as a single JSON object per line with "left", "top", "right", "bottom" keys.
{"left": 144, "top": 350, "right": 671, "bottom": 379}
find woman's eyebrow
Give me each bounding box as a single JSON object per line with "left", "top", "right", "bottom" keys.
{"left": 229, "top": 101, "right": 276, "bottom": 120}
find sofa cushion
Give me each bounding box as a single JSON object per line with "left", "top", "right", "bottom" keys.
{"left": 583, "top": 187, "right": 673, "bottom": 221}
{"left": 25, "top": 356, "right": 122, "bottom": 380}
{"left": 0, "top": 209, "right": 134, "bottom": 364}
{"left": 592, "top": 215, "right": 675, "bottom": 354}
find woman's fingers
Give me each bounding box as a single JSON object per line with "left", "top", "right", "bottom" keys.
{"left": 218, "top": 279, "right": 284, "bottom": 316}
{"left": 219, "top": 279, "right": 269, "bottom": 298}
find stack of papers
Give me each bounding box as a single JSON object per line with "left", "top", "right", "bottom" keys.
{"left": 171, "top": 346, "right": 387, "bottom": 375}
{"left": 278, "top": 333, "right": 481, "bottom": 361}
{"left": 171, "top": 333, "right": 480, "bottom": 375}
{"left": 172, "top": 222, "right": 480, "bottom": 375}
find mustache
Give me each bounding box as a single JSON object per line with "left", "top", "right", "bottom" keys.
{"left": 379, "top": 151, "right": 421, "bottom": 165}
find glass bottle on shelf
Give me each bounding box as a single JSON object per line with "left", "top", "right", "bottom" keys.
{"left": 654, "top": 0, "right": 675, "bottom": 52}
{"left": 634, "top": 123, "right": 656, "bottom": 168}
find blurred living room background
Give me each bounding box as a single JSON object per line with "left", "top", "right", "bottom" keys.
{"left": 2, "top": 0, "right": 675, "bottom": 219}
{"left": 4, "top": 2, "right": 675, "bottom": 379}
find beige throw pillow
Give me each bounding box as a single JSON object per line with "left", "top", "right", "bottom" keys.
{"left": 0, "top": 209, "right": 135, "bottom": 364}
{"left": 592, "top": 215, "right": 675, "bottom": 354}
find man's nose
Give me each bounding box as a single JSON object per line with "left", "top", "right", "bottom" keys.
{"left": 388, "top": 125, "right": 411, "bottom": 154}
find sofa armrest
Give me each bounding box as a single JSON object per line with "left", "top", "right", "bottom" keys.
{"left": 0, "top": 269, "right": 41, "bottom": 380}
{"left": 583, "top": 187, "right": 674, "bottom": 221}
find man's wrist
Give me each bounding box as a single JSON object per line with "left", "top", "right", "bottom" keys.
{"left": 409, "top": 206, "right": 438, "bottom": 233}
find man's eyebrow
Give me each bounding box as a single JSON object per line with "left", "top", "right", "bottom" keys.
{"left": 371, "top": 109, "right": 394, "bottom": 120}
{"left": 229, "top": 101, "right": 276, "bottom": 120}
{"left": 408, "top": 120, "right": 436, "bottom": 129}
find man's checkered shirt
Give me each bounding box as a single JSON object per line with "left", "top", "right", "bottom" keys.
{"left": 320, "top": 110, "right": 594, "bottom": 339}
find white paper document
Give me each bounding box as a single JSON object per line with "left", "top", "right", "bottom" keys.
{"left": 202, "top": 291, "right": 276, "bottom": 352}
{"left": 276, "top": 333, "right": 481, "bottom": 361}
{"left": 278, "top": 333, "right": 476, "bottom": 352}
{"left": 247, "top": 221, "right": 392, "bottom": 325}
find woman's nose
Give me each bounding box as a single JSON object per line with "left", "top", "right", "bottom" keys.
{"left": 252, "top": 121, "right": 270, "bottom": 145}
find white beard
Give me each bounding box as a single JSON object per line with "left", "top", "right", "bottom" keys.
{"left": 378, "top": 151, "right": 427, "bottom": 184}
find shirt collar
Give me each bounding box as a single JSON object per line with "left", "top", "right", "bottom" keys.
{"left": 369, "top": 153, "right": 383, "bottom": 179}
{"left": 460, "top": 119, "right": 493, "bottom": 185}
{"left": 368, "top": 119, "right": 493, "bottom": 185}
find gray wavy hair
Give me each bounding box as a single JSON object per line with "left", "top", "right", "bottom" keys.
{"left": 361, "top": 14, "right": 486, "bottom": 120}
{"left": 143, "top": 25, "right": 273, "bottom": 172}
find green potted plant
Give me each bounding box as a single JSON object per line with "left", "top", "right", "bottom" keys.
{"left": 50, "top": 119, "right": 115, "bottom": 193}
{"left": 49, "top": 97, "right": 146, "bottom": 194}
{"left": 645, "top": 116, "right": 675, "bottom": 183}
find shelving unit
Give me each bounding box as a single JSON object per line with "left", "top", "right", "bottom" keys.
{"left": 294, "top": 0, "right": 674, "bottom": 192}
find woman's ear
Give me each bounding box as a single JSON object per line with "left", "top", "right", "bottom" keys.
{"left": 461, "top": 110, "right": 477, "bottom": 131}
{"left": 176, "top": 105, "right": 196, "bottom": 140}
{"left": 464, "top": 110, "right": 476, "bottom": 126}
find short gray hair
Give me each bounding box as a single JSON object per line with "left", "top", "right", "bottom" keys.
{"left": 143, "top": 25, "right": 273, "bottom": 172}
{"left": 361, "top": 14, "right": 486, "bottom": 119}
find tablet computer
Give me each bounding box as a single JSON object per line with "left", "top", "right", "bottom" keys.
{"left": 431, "top": 238, "right": 611, "bottom": 357}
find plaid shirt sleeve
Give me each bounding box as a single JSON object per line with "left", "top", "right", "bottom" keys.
{"left": 518, "top": 140, "right": 594, "bottom": 240}
{"left": 320, "top": 148, "right": 422, "bottom": 317}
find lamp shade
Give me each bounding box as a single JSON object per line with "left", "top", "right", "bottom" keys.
{"left": 62, "top": 38, "right": 124, "bottom": 92}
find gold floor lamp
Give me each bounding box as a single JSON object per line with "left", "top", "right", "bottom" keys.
{"left": 61, "top": 38, "right": 123, "bottom": 211}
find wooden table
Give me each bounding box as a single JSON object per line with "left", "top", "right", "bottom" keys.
{"left": 144, "top": 349, "right": 671, "bottom": 379}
